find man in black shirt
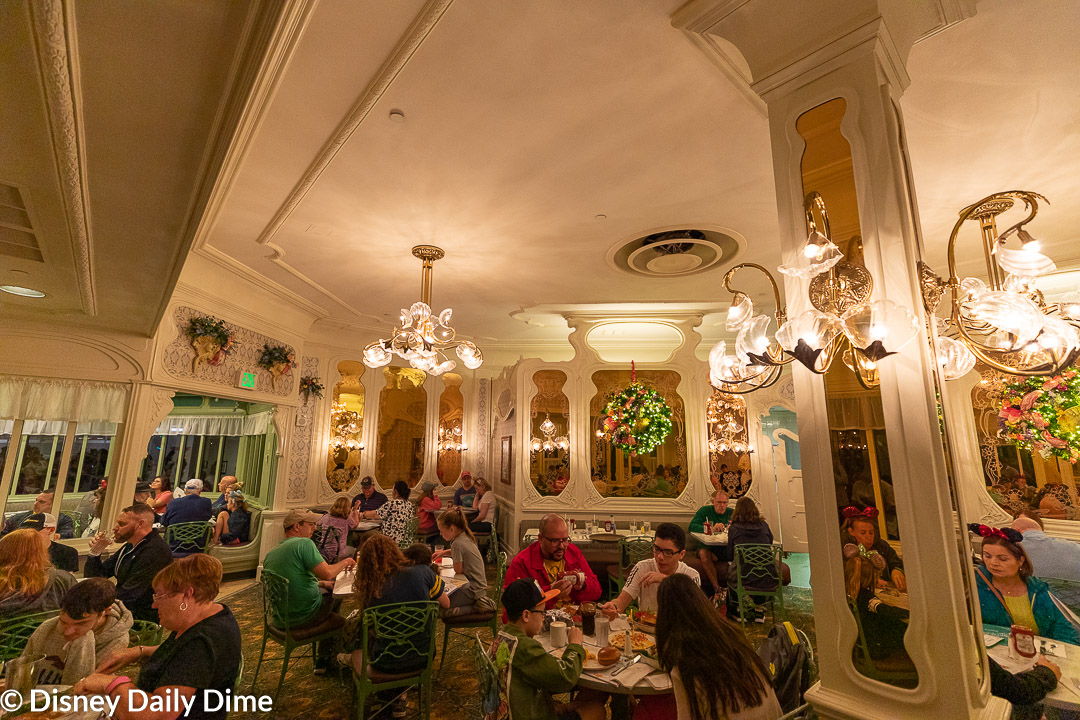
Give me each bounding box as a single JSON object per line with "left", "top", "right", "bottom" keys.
{"left": 20, "top": 512, "right": 79, "bottom": 572}
{"left": 84, "top": 503, "right": 173, "bottom": 622}
{"left": 1, "top": 490, "right": 76, "bottom": 539}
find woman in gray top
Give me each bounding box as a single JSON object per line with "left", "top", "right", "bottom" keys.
{"left": 433, "top": 507, "right": 493, "bottom": 616}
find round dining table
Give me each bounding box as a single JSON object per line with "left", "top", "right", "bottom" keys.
{"left": 535, "top": 619, "right": 672, "bottom": 695}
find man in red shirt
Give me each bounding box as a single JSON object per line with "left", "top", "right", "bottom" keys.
{"left": 504, "top": 514, "right": 601, "bottom": 609}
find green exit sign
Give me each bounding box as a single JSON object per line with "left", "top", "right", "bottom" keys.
{"left": 237, "top": 371, "right": 256, "bottom": 390}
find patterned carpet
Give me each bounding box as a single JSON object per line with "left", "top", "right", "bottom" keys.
{"left": 226, "top": 575, "right": 818, "bottom": 720}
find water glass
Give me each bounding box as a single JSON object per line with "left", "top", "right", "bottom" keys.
{"left": 5, "top": 654, "right": 43, "bottom": 700}
{"left": 643, "top": 521, "right": 651, "bottom": 534}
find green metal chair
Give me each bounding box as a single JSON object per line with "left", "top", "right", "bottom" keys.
{"left": 473, "top": 636, "right": 500, "bottom": 719}
{"left": 484, "top": 513, "right": 500, "bottom": 564}
{"left": 128, "top": 619, "right": 166, "bottom": 647}
{"left": 437, "top": 550, "right": 507, "bottom": 675}
{"left": 234, "top": 651, "right": 246, "bottom": 694}
{"left": 251, "top": 569, "right": 345, "bottom": 701}
{"left": 847, "top": 597, "right": 918, "bottom": 687}
{"left": 606, "top": 536, "right": 654, "bottom": 596}
{"left": 164, "top": 520, "right": 214, "bottom": 557}
{"left": 345, "top": 601, "right": 439, "bottom": 720}
{"left": 0, "top": 609, "right": 59, "bottom": 661}
{"left": 731, "top": 543, "right": 786, "bottom": 627}
{"left": 397, "top": 515, "right": 420, "bottom": 551}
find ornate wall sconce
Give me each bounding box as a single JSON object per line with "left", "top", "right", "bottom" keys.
{"left": 329, "top": 400, "right": 364, "bottom": 451}
{"left": 531, "top": 413, "right": 569, "bottom": 454}
{"left": 919, "top": 190, "right": 1080, "bottom": 379}
{"left": 707, "top": 393, "right": 753, "bottom": 454}
{"left": 709, "top": 192, "right": 920, "bottom": 393}
{"left": 437, "top": 421, "right": 467, "bottom": 453}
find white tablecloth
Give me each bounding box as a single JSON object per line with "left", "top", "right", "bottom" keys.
{"left": 986, "top": 632, "right": 1080, "bottom": 710}
{"left": 690, "top": 531, "right": 728, "bottom": 546}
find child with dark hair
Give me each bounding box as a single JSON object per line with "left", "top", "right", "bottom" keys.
{"left": 21, "top": 578, "right": 134, "bottom": 685}
{"left": 402, "top": 542, "right": 434, "bottom": 569}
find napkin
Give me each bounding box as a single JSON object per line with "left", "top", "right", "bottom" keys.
{"left": 645, "top": 674, "right": 673, "bottom": 691}
{"left": 614, "top": 660, "right": 654, "bottom": 688}
{"left": 1059, "top": 677, "right": 1080, "bottom": 699}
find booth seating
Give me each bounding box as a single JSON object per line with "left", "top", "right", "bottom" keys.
{"left": 210, "top": 501, "right": 265, "bottom": 574}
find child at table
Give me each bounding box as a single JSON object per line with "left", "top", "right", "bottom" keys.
{"left": 844, "top": 543, "right": 910, "bottom": 661}
{"left": 490, "top": 579, "right": 604, "bottom": 720}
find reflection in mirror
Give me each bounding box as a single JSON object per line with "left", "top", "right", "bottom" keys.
{"left": 327, "top": 361, "right": 365, "bottom": 491}
{"left": 529, "top": 370, "right": 570, "bottom": 496}
{"left": 375, "top": 367, "right": 427, "bottom": 489}
{"left": 707, "top": 390, "right": 753, "bottom": 498}
{"left": 436, "top": 373, "right": 465, "bottom": 486}
{"left": 590, "top": 370, "right": 686, "bottom": 498}
{"left": 798, "top": 97, "right": 917, "bottom": 687}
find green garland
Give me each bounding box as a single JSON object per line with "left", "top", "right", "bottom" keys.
{"left": 599, "top": 382, "right": 673, "bottom": 455}
{"left": 998, "top": 368, "right": 1080, "bottom": 464}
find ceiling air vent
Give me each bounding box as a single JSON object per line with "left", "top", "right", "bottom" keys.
{"left": 0, "top": 182, "right": 43, "bottom": 262}
{"left": 611, "top": 227, "right": 740, "bottom": 278}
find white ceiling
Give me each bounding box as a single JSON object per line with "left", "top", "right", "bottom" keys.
{"left": 2, "top": 0, "right": 1077, "bottom": 353}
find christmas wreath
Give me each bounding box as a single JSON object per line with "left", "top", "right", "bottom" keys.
{"left": 598, "top": 366, "right": 673, "bottom": 455}
{"left": 186, "top": 314, "right": 235, "bottom": 369}
{"left": 257, "top": 344, "right": 296, "bottom": 372}
{"left": 998, "top": 368, "right": 1080, "bottom": 464}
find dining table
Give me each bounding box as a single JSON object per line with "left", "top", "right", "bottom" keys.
{"left": 689, "top": 531, "right": 728, "bottom": 546}
{"left": 521, "top": 528, "right": 652, "bottom": 546}
{"left": 536, "top": 617, "right": 672, "bottom": 695}
{"left": 984, "top": 626, "right": 1080, "bottom": 711}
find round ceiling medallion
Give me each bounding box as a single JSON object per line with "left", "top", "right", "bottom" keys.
{"left": 609, "top": 227, "right": 743, "bottom": 278}
{"left": 646, "top": 253, "right": 703, "bottom": 273}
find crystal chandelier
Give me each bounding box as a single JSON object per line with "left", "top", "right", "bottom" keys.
{"left": 437, "top": 421, "right": 467, "bottom": 453}
{"left": 707, "top": 393, "right": 752, "bottom": 454}
{"left": 709, "top": 192, "right": 920, "bottom": 394}
{"left": 363, "top": 246, "right": 483, "bottom": 376}
{"left": 329, "top": 401, "right": 364, "bottom": 451}
{"left": 918, "top": 191, "right": 1080, "bottom": 379}
{"left": 531, "top": 413, "right": 569, "bottom": 454}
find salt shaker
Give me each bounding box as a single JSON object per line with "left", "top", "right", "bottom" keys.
{"left": 623, "top": 626, "right": 633, "bottom": 657}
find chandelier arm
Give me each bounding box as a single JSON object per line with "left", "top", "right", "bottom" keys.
{"left": 804, "top": 191, "right": 831, "bottom": 240}
{"left": 722, "top": 263, "right": 789, "bottom": 325}
{"left": 944, "top": 190, "right": 1048, "bottom": 285}
{"left": 952, "top": 314, "right": 1078, "bottom": 376}
{"left": 712, "top": 365, "right": 783, "bottom": 395}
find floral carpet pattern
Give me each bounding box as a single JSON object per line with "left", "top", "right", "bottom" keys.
{"left": 225, "top": 575, "right": 817, "bottom": 719}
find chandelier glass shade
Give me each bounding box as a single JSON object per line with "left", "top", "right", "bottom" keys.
{"left": 531, "top": 413, "right": 569, "bottom": 454}
{"left": 329, "top": 401, "right": 364, "bottom": 451}
{"left": 437, "top": 421, "right": 467, "bottom": 453}
{"left": 363, "top": 246, "right": 484, "bottom": 376}
{"left": 709, "top": 192, "right": 920, "bottom": 394}
{"left": 919, "top": 191, "right": 1080, "bottom": 379}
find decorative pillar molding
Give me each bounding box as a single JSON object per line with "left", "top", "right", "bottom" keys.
{"left": 105, "top": 383, "right": 175, "bottom": 527}
{"left": 676, "top": 2, "right": 1005, "bottom": 718}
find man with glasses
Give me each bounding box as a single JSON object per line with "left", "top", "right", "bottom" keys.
{"left": 600, "top": 523, "right": 699, "bottom": 615}
{"left": 262, "top": 508, "right": 356, "bottom": 674}
{"left": 504, "top": 514, "right": 601, "bottom": 611}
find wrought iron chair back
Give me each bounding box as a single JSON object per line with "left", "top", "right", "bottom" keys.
{"left": 351, "top": 601, "right": 439, "bottom": 720}
{"left": 0, "top": 609, "right": 60, "bottom": 661}
{"left": 128, "top": 619, "right": 166, "bottom": 647}
{"left": 732, "top": 543, "right": 785, "bottom": 626}
{"left": 164, "top": 520, "right": 214, "bottom": 555}
{"left": 397, "top": 515, "right": 420, "bottom": 550}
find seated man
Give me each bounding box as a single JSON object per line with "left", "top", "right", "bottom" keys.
{"left": 494, "top": 579, "right": 604, "bottom": 720}
{"left": 21, "top": 512, "right": 79, "bottom": 573}
{"left": 209, "top": 475, "right": 238, "bottom": 517}
{"left": 1013, "top": 513, "right": 1080, "bottom": 582}
{"left": 504, "top": 514, "right": 601, "bottom": 611}
{"left": 262, "top": 508, "right": 356, "bottom": 674}
{"left": 351, "top": 476, "right": 388, "bottom": 513}
{"left": 452, "top": 472, "right": 477, "bottom": 508}
{"left": 21, "top": 577, "right": 133, "bottom": 685}
{"left": 132, "top": 482, "right": 153, "bottom": 506}
{"left": 84, "top": 503, "right": 173, "bottom": 623}
{"left": 689, "top": 490, "right": 733, "bottom": 593}
{"left": 1, "top": 490, "right": 75, "bottom": 539}
{"left": 841, "top": 507, "right": 905, "bottom": 591}
{"left": 162, "top": 479, "right": 213, "bottom": 554}
{"left": 601, "top": 523, "right": 700, "bottom": 615}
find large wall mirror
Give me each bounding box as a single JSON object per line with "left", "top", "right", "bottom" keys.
{"left": 375, "top": 367, "right": 427, "bottom": 488}
{"left": 707, "top": 390, "right": 753, "bottom": 497}
{"left": 326, "top": 361, "right": 365, "bottom": 491}
{"left": 589, "top": 369, "right": 686, "bottom": 498}
{"left": 436, "top": 373, "right": 464, "bottom": 486}
{"left": 529, "top": 369, "right": 570, "bottom": 497}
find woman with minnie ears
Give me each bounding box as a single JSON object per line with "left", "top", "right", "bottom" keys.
{"left": 840, "top": 507, "right": 906, "bottom": 592}
{"left": 969, "top": 523, "right": 1080, "bottom": 643}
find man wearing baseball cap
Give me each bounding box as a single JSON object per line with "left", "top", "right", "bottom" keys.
{"left": 262, "top": 508, "right": 355, "bottom": 674}
{"left": 21, "top": 512, "right": 79, "bottom": 572}
{"left": 452, "top": 471, "right": 477, "bottom": 509}
{"left": 494, "top": 579, "right": 603, "bottom": 720}
{"left": 350, "top": 476, "right": 388, "bottom": 513}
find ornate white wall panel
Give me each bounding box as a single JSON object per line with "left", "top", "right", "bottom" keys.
{"left": 287, "top": 355, "right": 319, "bottom": 503}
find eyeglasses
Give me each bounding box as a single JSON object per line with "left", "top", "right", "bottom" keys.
{"left": 652, "top": 544, "right": 679, "bottom": 558}
{"left": 152, "top": 591, "right": 178, "bottom": 602}
{"left": 541, "top": 536, "right": 570, "bottom": 546}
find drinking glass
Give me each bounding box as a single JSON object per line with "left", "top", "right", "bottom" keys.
{"left": 643, "top": 521, "right": 651, "bottom": 534}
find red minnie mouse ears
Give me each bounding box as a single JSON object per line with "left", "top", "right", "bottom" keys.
{"left": 967, "top": 523, "right": 1023, "bottom": 543}
{"left": 842, "top": 506, "right": 879, "bottom": 520}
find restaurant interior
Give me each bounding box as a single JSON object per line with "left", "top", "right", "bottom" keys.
{"left": 1, "top": 0, "right": 1079, "bottom": 719}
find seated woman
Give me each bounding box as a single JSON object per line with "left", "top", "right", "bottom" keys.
{"left": 970, "top": 523, "right": 1080, "bottom": 643}
{"left": 433, "top": 507, "right": 493, "bottom": 616}
{"left": 360, "top": 480, "right": 416, "bottom": 546}
{"left": 654, "top": 573, "right": 782, "bottom": 720}
{"left": 468, "top": 477, "right": 493, "bottom": 534}
{"left": 416, "top": 483, "right": 442, "bottom": 545}
{"left": 149, "top": 476, "right": 173, "bottom": 516}
{"left": 0, "top": 528, "right": 77, "bottom": 617}
{"left": 843, "top": 544, "right": 908, "bottom": 661}
{"left": 22, "top": 578, "right": 133, "bottom": 685}
{"left": 840, "top": 507, "right": 906, "bottom": 591}
{"left": 212, "top": 491, "right": 251, "bottom": 546}
{"left": 74, "top": 554, "right": 242, "bottom": 720}
{"left": 725, "top": 497, "right": 776, "bottom": 619}
{"left": 315, "top": 495, "right": 358, "bottom": 561}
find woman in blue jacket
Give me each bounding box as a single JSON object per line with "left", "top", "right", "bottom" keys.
{"left": 970, "top": 523, "right": 1079, "bottom": 644}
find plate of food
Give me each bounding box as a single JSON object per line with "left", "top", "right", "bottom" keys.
{"left": 634, "top": 610, "right": 657, "bottom": 629}
{"left": 610, "top": 630, "right": 655, "bottom": 653}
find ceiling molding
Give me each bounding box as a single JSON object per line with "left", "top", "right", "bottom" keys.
{"left": 912, "top": 0, "right": 978, "bottom": 44}
{"left": 676, "top": 31, "right": 766, "bottom": 118}
{"left": 28, "top": 0, "right": 96, "bottom": 316}
{"left": 192, "top": 245, "right": 330, "bottom": 322}
{"left": 254, "top": 0, "right": 454, "bottom": 254}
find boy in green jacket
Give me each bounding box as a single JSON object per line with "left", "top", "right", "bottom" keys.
{"left": 491, "top": 579, "right": 604, "bottom": 720}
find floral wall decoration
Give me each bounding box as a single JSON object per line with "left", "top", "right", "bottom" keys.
{"left": 258, "top": 344, "right": 297, "bottom": 390}
{"left": 186, "top": 314, "right": 236, "bottom": 372}
{"left": 299, "top": 375, "right": 325, "bottom": 400}
{"left": 999, "top": 368, "right": 1080, "bottom": 464}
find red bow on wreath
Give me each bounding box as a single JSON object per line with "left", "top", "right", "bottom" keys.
{"left": 842, "top": 506, "right": 879, "bottom": 520}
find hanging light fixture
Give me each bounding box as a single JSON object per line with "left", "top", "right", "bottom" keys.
{"left": 329, "top": 401, "right": 364, "bottom": 452}
{"left": 531, "top": 413, "right": 570, "bottom": 454}
{"left": 437, "top": 421, "right": 467, "bottom": 453}
{"left": 706, "top": 394, "right": 753, "bottom": 455}
{"left": 709, "top": 192, "right": 920, "bottom": 394}
{"left": 363, "top": 245, "right": 483, "bottom": 376}
{"left": 918, "top": 191, "right": 1080, "bottom": 379}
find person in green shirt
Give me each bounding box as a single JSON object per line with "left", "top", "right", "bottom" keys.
{"left": 492, "top": 579, "right": 604, "bottom": 720}
{"left": 689, "top": 490, "right": 733, "bottom": 595}
{"left": 262, "top": 508, "right": 355, "bottom": 673}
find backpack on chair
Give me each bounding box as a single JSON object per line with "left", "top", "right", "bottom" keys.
{"left": 756, "top": 621, "right": 813, "bottom": 712}
{"left": 311, "top": 525, "right": 341, "bottom": 564}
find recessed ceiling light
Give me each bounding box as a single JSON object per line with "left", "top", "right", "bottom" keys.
{"left": 9, "top": 269, "right": 28, "bottom": 276}
{"left": 595, "top": 214, "right": 607, "bottom": 220}
{"left": 0, "top": 285, "right": 46, "bottom": 298}
{"left": 389, "top": 109, "right": 406, "bottom": 123}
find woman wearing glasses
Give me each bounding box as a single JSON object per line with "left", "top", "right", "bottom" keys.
{"left": 600, "top": 523, "right": 700, "bottom": 616}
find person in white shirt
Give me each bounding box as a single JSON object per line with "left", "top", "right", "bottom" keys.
{"left": 601, "top": 522, "right": 700, "bottom": 615}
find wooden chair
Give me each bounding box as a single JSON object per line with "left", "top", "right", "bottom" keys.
{"left": 251, "top": 569, "right": 345, "bottom": 701}
{"left": 731, "top": 543, "right": 786, "bottom": 627}
{"left": 437, "top": 550, "right": 508, "bottom": 675}
{"left": 345, "top": 601, "right": 439, "bottom": 720}
{"left": 164, "top": 520, "right": 214, "bottom": 557}
{"left": 0, "top": 609, "right": 60, "bottom": 661}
